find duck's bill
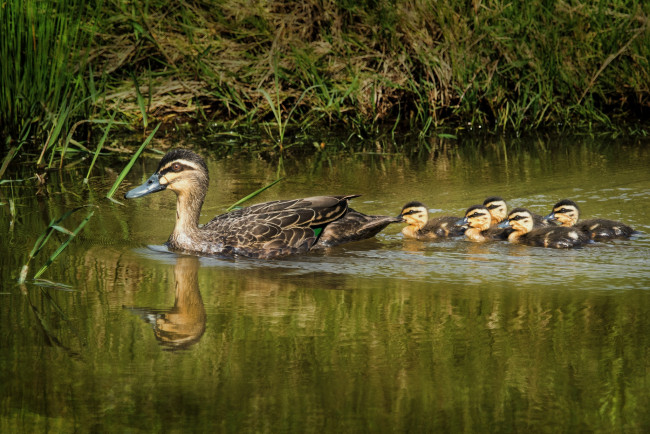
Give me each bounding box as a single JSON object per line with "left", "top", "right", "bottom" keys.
{"left": 124, "top": 173, "right": 166, "bottom": 199}
{"left": 455, "top": 217, "right": 469, "bottom": 227}
{"left": 497, "top": 221, "right": 511, "bottom": 229}
{"left": 543, "top": 212, "right": 556, "bottom": 221}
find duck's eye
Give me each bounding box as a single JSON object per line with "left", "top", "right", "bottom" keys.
{"left": 171, "top": 163, "right": 182, "bottom": 172}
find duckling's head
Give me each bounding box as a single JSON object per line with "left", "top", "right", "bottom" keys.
{"left": 545, "top": 199, "right": 580, "bottom": 227}
{"left": 458, "top": 205, "right": 492, "bottom": 231}
{"left": 501, "top": 208, "right": 535, "bottom": 234}
{"left": 398, "top": 201, "right": 429, "bottom": 230}
{"left": 125, "top": 149, "right": 209, "bottom": 200}
{"left": 483, "top": 196, "right": 508, "bottom": 224}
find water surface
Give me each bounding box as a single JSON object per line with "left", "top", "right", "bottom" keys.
{"left": 1, "top": 134, "right": 649, "bottom": 432}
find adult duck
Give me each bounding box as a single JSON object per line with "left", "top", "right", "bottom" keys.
{"left": 125, "top": 149, "right": 402, "bottom": 258}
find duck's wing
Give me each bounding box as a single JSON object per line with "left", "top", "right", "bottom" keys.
{"left": 201, "top": 195, "right": 356, "bottom": 258}
{"left": 425, "top": 216, "right": 465, "bottom": 237}
{"left": 316, "top": 208, "right": 403, "bottom": 247}
{"left": 579, "top": 219, "right": 634, "bottom": 240}
{"left": 532, "top": 212, "right": 553, "bottom": 227}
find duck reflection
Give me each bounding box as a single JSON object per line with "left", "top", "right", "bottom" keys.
{"left": 125, "top": 255, "right": 206, "bottom": 350}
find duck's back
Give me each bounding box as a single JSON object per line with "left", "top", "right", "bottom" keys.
{"left": 576, "top": 218, "right": 634, "bottom": 240}
{"left": 316, "top": 208, "right": 402, "bottom": 247}
{"left": 420, "top": 216, "right": 464, "bottom": 238}
{"left": 198, "top": 196, "right": 353, "bottom": 258}
{"left": 520, "top": 226, "right": 590, "bottom": 249}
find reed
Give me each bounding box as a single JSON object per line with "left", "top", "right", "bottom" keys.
{"left": 18, "top": 206, "right": 95, "bottom": 284}
{"left": 0, "top": 0, "right": 95, "bottom": 157}
{"left": 105, "top": 123, "right": 162, "bottom": 203}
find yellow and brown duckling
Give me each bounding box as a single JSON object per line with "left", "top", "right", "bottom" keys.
{"left": 125, "top": 149, "right": 402, "bottom": 259}
{"left": 398, "top": 201, "right": 465, "bottom": 240}
{"left": 483, "top": 196, "right": 551, "bottom": 228}
{"left": 544, "top": 199, "right": 635, "bottom": 241}
{"left": 498, "top": 208, "right": 590, "bottom": 248}
{"left": 457, "top": 205, "right": 510, "bottom": 242}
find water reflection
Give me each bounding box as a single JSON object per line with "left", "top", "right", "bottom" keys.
{"left": 125, "top": 255, "right": 206, "bottom": 350}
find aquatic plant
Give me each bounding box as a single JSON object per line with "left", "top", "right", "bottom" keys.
{"left": 105, "top": 123, "right": 161, "bottom": 203}
{"left": 0, "top": 0, "right": 94, "bottom": 157}
{"left": 18, "top": 206, "right": 95, "bottom": 284}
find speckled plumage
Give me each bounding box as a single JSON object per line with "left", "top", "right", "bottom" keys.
{"left": 125, "top": 149, "right": 401, "bottom": 259}
{"left": 545, "top": 199, "right": 635, "bottom": 241}
{"left": 501, "top": 208, "right": 590, "bottom": 248}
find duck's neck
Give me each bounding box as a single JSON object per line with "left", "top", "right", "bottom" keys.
{"left": 169, "top": 189, "right": 205, "bottom": 248}
{"left": 465, "top": 228, "right": 487, "bottom": 242}
{"left": 508, "top": 229, "right": 524, "bottom": 243}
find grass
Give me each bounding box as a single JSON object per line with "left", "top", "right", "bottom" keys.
{"left": 105, "top": 122, "right": 161, "bottom": 202}
{"left": 1, "top": 0, "right": 649, "bottom": 168}
{"left": 18, "top": 205, "right": 95, "bottom": 284}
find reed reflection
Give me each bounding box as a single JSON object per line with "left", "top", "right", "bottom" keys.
{"left": 126, "top": 255, "right": 206, "bottom": 350}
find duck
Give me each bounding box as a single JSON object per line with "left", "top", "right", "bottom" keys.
{"left": 398, "top": 201, "right": 465, "bottom": 240}
{"left": 124, "top": 149, "right": 402, "bottom": 259}
{"left": 483, "top": 196, "right": 551, "bottom": 228}
{"left": 544, "top": 199, "right": 635, "bottom": 241}
{"left": 457, "top": 205, "right": 510, "bottom": 242}
{"left": 498, "top": 208, "right": 590, "bottom": 248}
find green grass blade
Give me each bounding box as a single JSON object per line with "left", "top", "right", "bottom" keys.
{"left": 0, "top": 146, "right": 20, "bottom": 180}
{"left": 106, "top": 122, "right": 161, "bottom": 200}
{"left": 132, "top": 71, "right": 148, "bottom": 129}
{"left": 33, "top": 209, "right": 95, "bottom": 280}
{"left": 226, "top": 178, "right": 283, "bottom": 212}
{"left": 85, "top": 111, "right": 117, "bottom": 183}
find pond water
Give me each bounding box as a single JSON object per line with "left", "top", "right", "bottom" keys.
{"left": 1, "top": 133, "right": 650, "bottom": 432}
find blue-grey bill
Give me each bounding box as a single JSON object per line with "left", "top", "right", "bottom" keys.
{"left": 124, "top": 173, "right": 166, "bottom": 199}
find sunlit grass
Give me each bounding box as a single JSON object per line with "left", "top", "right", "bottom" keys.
{"left": 105, "top": 123, "right": 162, "bottom": 203}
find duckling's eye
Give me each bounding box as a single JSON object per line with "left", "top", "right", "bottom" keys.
{"left": 171, "top": 163, "right": 182, "bottom": 172}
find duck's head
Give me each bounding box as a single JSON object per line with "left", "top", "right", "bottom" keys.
{"left": 457, "top": 205, "right": 492, "bottom": 231}
{"left": 125, "top": 149, "right": 209, "bottom": 199}
{"left": 498, "top": 208, "right": 535, "bottom": 234}
{"left": 483, "top": 196, "right": 508, "bottom": 224}
{"left": 544, "top": 199, "right": 579, "bottom": 227}
{"left": 398, "top": 201, "right": 429, "bottom": 230}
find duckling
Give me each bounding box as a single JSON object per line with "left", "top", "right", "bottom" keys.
{"left": 124, "top": 149, "right": 402, "bottom": 259}
{"left": 398, "top": 201, "right": 465, "bottom": 240}
{"left": 482, "top": 197, "right": 508, "bottom": 226}
{"left": 544, "top": 199, "right": 635, "bottom": 241}
{"left": 457, "top": 205, "right": 510, "bottom": 242}
{"left": 498, "top": 208, "right": 590, "bottom": 248}
{"left": 483, "top": 196, "right": 551, "bottom": 228}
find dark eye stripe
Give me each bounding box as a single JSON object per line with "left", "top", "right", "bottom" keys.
{"left": 486, "top": 204, "right": 500, "bottom": 210}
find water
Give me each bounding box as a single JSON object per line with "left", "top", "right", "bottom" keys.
{"left": 1, "top": 134, "right": 650, "bottom": 432}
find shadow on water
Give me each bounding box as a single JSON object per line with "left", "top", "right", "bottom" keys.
{"left": 1, "top": 133, "right": 650, "bottom": 432}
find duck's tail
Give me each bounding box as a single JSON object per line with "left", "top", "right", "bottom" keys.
{"left": 315, "top": 208, "right": 403, "bottom": 247}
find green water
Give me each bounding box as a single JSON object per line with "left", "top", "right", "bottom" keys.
{"left": 1, "top": 135, "right": 650, "bottom": 432}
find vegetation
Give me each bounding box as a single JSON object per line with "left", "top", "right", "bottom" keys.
{"left": 1, "top": 0, "right": 649, "bottom": 163}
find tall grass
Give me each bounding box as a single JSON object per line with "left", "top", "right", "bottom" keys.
{"left": 87, "top": 0, "right": 648, "bottom": 136}
{"left": 2, "top": 0, "right": 648, "bottom": 163}
{"left": 0, "top": 0, "right": 96, "bottom": 155}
